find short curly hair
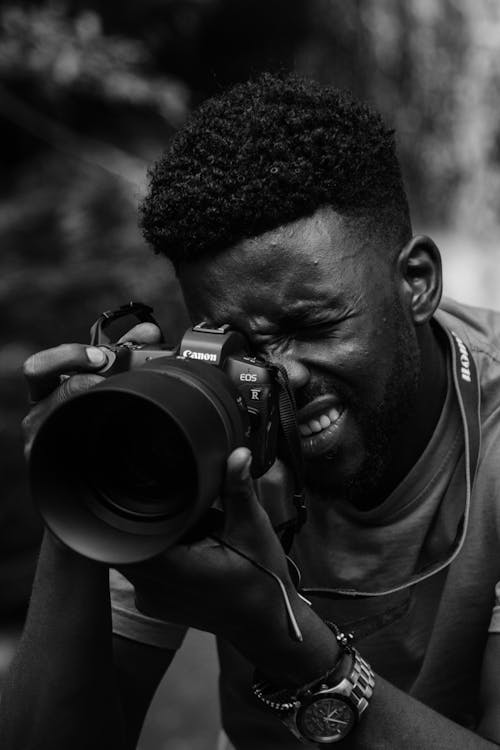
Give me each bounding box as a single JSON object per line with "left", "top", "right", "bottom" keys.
{"left": 140, "top": 73, "right": 411, "bottom": 266}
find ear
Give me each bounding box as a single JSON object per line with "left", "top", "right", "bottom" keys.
{"left": 396, "top": 235, "right": 442, "bottom": 325}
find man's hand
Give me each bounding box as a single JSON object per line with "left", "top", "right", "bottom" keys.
{"left": 117, "top": 443, "right": 339, "bottom": 687}
{"left": 21, "top": 322, "right": 162, "bottom": 459}
{"left": 118, "top": 445, "right": 295, "bottom": 638}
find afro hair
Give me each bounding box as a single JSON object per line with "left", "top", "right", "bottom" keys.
{"left": 140, "top": 73, "right": 411, "bottom": 266}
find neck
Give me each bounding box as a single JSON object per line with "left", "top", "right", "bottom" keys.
{"left": 363, "top": 320, "right": 448, "bottom": 508}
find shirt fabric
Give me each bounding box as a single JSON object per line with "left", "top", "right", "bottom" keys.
{"left": 110, "top": 298, "right": 500, "bottom": 748}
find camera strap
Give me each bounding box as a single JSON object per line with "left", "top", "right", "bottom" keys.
{"left": 89, "top": 301, "right": 162, "bottom": 346}
{"left": 271, "top": 364, "right": 308, "bottom": 554}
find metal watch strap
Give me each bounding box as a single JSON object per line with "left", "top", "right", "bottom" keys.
{"left": 282, "top": 648, "right": 375, "bottom": 744}
{"left": 334, "top": 648, "right": 375, "bottom": 718}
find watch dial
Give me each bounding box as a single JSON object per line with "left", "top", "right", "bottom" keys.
{"left": 297, "top": 696, "right": 356, "bottom": 743}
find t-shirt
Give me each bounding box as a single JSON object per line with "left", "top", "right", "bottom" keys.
{"left": 110, "top": 298, "right": 500, "bottom": 748}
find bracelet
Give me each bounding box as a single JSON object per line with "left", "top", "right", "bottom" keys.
{"left": 324, "top": 620, "right": 354, "bottom": 651}
{"left": 251, "top": 620, "right": 355, "bottom": 712}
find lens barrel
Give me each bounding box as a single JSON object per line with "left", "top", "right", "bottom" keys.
{"left": 29, "top": 358, "right": 247, "bottom": 564}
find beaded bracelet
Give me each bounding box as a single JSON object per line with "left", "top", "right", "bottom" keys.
{"left": 251, "top": 620, "right": 355, "bottom": 713}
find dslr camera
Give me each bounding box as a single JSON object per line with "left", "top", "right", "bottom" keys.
{"left": 29, "top": 303, "right": 293, "bottom": 564}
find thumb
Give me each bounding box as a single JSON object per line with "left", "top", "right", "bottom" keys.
{"left": 222, "top": 447, "right": 266, "bottom": 540}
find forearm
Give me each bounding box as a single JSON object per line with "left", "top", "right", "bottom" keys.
{"left": 225, "top": 587, "right": 341, "bottom": 687}
{"left": 344, "top": 675, "right": 499, "bottom": 749}
{"left": 230, "top": 594, "right": 498, "bottom": 749}
{"left": 0, "top": 532, "right": 125, "bottom": 750}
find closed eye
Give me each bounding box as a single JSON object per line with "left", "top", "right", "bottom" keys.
{"left": 293, "top": 320, "right": 343, "bottom": 340}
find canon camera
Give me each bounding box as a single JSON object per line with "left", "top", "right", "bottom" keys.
{"left": 29, "top": 303, "right": 298, "bottom": 565}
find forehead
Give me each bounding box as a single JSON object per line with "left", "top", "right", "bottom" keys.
{"left": 178, "top": 207, "right": 387, "bottom": 324}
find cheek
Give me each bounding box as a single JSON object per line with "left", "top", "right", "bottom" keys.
{"left": 299, "top": 338, "right": 379, "bottom": 398}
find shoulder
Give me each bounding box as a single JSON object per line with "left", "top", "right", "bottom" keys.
{"left": 436, "top": 298, "right": 500, "bottom": 424}
{"left": 437, "top": 297, "right": 500, "bottom": 360}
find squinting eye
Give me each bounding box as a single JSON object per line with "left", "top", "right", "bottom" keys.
{"left": 295, "top": 323, "right": 337, "bottom": 340}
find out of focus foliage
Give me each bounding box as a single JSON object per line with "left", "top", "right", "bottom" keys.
{"left": 0, "top": 4, "right": 187, "bottom": 123}
{"left": 300, "top": 0, "right": 500, "bottom": 235}
{"left": 2, "top": 0, "right": 500, "bottom": 608}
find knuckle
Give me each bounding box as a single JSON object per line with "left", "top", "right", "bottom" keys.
{"left": 57, "top": 373, "right": 102, "bottom": 402}
{"left": 54, "top": 342, "right": 84, "bottom": 362}
{"left": 56, "top": 377, "right": 73, "bottom": 403}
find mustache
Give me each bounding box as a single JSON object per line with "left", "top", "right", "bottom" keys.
{"left": 293, "top": 377, "right": 350, "bottom": 413}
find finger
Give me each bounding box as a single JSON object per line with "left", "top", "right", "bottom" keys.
{"left": 23, "top": 373, "right": 104, "bottom": 458}
{"left": 222, "top": 448, "right": 266, "bottom": 540}
{"left": 117, "top": 322, "right": 163, "bottom": 345}
{"left": 23, "top": 343, "right": 108, "bottom": 404}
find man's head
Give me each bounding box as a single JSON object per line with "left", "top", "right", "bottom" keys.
{"left": 140, "top": 73, "right": 412, "bottom": 267}
{"left": 140, "top": 74, "right": 444, "bottom": 507}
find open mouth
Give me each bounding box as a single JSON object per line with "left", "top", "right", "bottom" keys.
{"left": 297, "top": 396, "right": 345, "bottom": 458}
{"left": 298, "top": 406, "right": 342, "bottom": 436}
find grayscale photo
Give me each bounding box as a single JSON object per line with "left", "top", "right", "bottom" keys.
{"left": 1, "top": 2, "right": 500, "bottom": 748}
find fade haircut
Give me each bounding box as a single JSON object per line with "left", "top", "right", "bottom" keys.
{"left": 140, "top": 73, "right": 411, "bottom": 267}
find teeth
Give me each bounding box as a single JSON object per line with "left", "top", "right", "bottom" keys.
{"left": 299, "top": 423, "right": 313, "bottom": 436}
{"left": 309, "top": 419, "right": 322, "bottom": 433}
{"left": 298, "top": 407, "right": 342, "bottom": 436}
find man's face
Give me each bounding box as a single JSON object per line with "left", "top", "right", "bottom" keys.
{"left": 179, "top": 207, "right": 421, "bottom": 505}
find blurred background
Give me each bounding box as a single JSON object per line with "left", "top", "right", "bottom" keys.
{"left": 1, "top": 1, "right": 500, "bottom": 748}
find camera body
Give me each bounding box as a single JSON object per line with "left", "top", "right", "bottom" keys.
{"left": 29, "top": 305, "right": 295, "bottom": 564}
{"left": 95, "top": 321, "right": 280, "bottom": 478}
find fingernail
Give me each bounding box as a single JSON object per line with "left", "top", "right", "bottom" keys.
{"left": 86, "top": 347, "right": 106, "bottom": 365}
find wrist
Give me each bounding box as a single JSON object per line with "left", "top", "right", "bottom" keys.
{"left": 253, "top": 645, "right": 375, "bottom": 746}
{"left": 226, "top": 590, "right": 341, "bottom": 687}
{"left": 42, "top": 529, "right": 105, "bottom": 575}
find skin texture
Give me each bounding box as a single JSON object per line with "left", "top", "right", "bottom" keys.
{"left": 179, "top": 205, "right": 447, "bottom": 511}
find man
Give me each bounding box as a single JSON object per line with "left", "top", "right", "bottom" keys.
{"left": 1, "top": 73, "right": 500, "bottom": 749}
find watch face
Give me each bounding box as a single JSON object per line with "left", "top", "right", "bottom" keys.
{"left": 297, "top": 695, "right": 356, "bottom": 743}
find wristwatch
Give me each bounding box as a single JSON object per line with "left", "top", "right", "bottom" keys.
{"left": 252, "top": 624, "right": 375, "bottom": 744}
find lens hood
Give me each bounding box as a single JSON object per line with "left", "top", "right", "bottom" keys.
{"left": 29, "top": 358, "right": 247, "bottom": 564}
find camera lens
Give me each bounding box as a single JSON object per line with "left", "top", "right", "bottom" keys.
{"left": 29, "top": 359, "right": 247, "bottom": 564}
{"left": 82, "top": 397, "right": 194, "bottom": 521}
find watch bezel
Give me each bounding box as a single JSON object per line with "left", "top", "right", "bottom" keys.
{"left": 296, "top": 691, "right": 357, "bottom": 743}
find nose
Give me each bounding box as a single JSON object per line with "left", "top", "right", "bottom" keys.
{"left": 265, "top": 350, "right": 310, "bottom": 392}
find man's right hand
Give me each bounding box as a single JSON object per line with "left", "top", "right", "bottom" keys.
{"left": 21, "top": 322, "right": 163, "bottom": 460}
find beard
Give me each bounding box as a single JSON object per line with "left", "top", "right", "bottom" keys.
{"left": 300, "top": 310, "right": 421, "bottom": 509}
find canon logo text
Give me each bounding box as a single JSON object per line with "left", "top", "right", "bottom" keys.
{"left": 182, "top": 350, "right": 217, "bottom": 362}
